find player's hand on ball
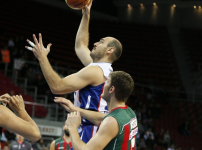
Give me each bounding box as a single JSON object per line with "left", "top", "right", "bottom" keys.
{"left": 66, "top": 111, "right": 81, "bottom": 129}
{"left": 82, "top": 0, "right": 93, "bottom": 15}
{"left": 8, "top": 95, "right": 25, "bottom": 113}
{"left": 26, "top": 33, "right": 52, "bottom": 60}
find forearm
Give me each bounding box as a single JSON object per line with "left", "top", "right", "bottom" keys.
{"left": 38, "top": 56, "right": 62, "bottom": 93}
{"left": 69, "top": 128, "right": 86, "bottom": 150}
{"left": 17, "top": 109, "right": 41, "bottom": 140}
{"left": 75, "top": 14, "right": 90, "bottom": 48}
{"left": 17, "top": 110, "right": 38, "bottom": 127}
{"left": 76, "top": 107, "right": 106, "bottom": 126}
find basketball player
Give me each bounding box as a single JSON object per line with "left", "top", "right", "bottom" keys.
{"left": 50, "top": 121, "right": 72, "bottom": 150}
{"left": 25, "top": 1, "right": 122, "bottom": 143}
{"left": 0, "top": 94, "right": 41, "bottom": 142}
{"left": 55, "top": 71, "right": 138, "bottom": 150}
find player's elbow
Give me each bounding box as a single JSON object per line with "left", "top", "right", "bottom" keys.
{"left": 34, "top": 132, "right": 41, "bottom": 141}
{"left": 50, "top": 84, "right": 64, "bottom": 94}
{"left": 75, "top": 42, "right": 81, "bottom": 50}
{"left": 51, "top": 88, "right": 61, "bottom": 94}
{"left": 51, "top": 86, "right": 71, "bottom": 95}
{"left": 30, "top": 130, "right": 41, "bottom": 141}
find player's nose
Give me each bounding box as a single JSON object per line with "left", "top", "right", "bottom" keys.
{"left": 94, "top": 42, "right": 98, "bottom": 46}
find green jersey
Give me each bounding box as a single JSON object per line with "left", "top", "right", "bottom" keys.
{"left": 55, "top": 137, "right": 72, "bottom": 150}
{"left": 102, "top": 106, "right": 138, "bottom": 150}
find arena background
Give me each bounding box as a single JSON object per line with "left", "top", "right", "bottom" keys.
{"left": 1, "top": 0, "right": 202, "bottom": 150}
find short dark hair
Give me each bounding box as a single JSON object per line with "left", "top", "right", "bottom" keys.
{"left": 107, "top": 39, "right": 122, "bottom": 62}
{"left": 109, "top": 71, "right": 134, "bottom": 102}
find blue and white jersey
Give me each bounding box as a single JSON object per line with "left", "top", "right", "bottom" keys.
{"left": 74, "top": 62, "right": 113, "bottom": 125}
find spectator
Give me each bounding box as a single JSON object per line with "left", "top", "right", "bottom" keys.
{"left": 139, "top": 138, "right": 147, "bottom": 149}
{"left": 178, "top": 121, "right": 191, "bottom": 136}
{"left": 8, "top": 38, "right": 15, "bottom": 49}
{"left": 137, "top": 120, "right": 145, "bottom": 134}
{"left": 135, "top": 108, "right": 141, "bottom": 120}
{"left": 1, "top": 130, "right": 7, "bottom": 143}
{"left": 9, "top": 90, "right": 15, "bottom": 96}
{"left": 145, "top": 128, "right": 155, "bottom": 140}
{"left": 10, "top": 134, "right": 32, "bottom": 150}
{"left": 146, "top": 134, "right": 155, "bottom": 148}
{"left": 2, "top": 141, "right": 10, "bottom": 150}
{"left": 36, "top": 139, "right": 47, "bottom": 150}
{"left": 142, "top": 119, "right": 148, "bottom": 131}
{"left": 26, "top": 67, "right": 36, "bottom": 85}
{"left": 3, "top": 145, "right": 9, "bottom": 150}
{"left": 152, "top": 143, "right": 158, "bottom": 150}
{"left": 176, "top": 146, "right": 182, "bottom": 150}
{"left": 157, "top": 128, "right": 165, "bottom": 146}
{"left": 164, "top": 130, "right": 170, "bottom": 147}
{"left": 1, "top": 46, "right": 10, "bottom": 64}
{"left": 167, "top": 144, "right": 175, "bottom": 150}
{"left": 29, "top": 141, "right": 37, "bottom": 150}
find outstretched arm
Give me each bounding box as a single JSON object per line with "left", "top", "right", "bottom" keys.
{"left": 66, "top": 112, "right": 119, "bottom": 150}
{"left": 26, "top": 34, "right": 105, "bottom": 94}
{"left": 54, "top": 97, "right": 106, "bottom": 126}
{"left": 75, "top": 2, "right": 93, "bottom": 66}
{"left": 0, "top": 95, "right": 41, "bottom": 141}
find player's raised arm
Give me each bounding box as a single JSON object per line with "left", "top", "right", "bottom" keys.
{"left": 54, "top": 97, "right": 106, "bottom": 126}
{"left": 75, "top": 1, "right": 93, "bottom": 66}
{"left": 0, "top": 95, "right": 41, "bottom": 141}
{"left": 66, "top": 112, "right": 119, "bottom": 150}
{"left": 26, "top": 34, "right": 104, "bottom": 94}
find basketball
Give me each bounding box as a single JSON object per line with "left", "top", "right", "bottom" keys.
{"left": 65, "top": 0, "right": 92, "bottom": 10}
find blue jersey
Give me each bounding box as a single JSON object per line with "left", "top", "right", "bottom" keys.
{"left": 73, "top": 62, "right": 113, "bottom": 143}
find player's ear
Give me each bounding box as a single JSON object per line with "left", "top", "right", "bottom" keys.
{"left": 106, "top": 47, "right": 115, "bottom": 54}
{"left": 109, "top": 86, "right": 115, "bottom": 93}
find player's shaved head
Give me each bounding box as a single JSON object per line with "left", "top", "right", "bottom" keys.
{"left": 107, "top": 37, "right": 122, "bottom": 62}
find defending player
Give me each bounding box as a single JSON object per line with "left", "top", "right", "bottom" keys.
{"left": 55, "top": 71, "right": 138, "bottom": 150}
{"left": 0, "top": 94, "right": 41, "bottom": 142}
{"left": 50, "top": 121, "right": 72, "bottom": 150}
{"left": 25, "top": 1, "right": 122, "bottom": 143}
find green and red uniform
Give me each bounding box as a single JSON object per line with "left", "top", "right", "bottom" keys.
{"left": 102, "top": 106, "right": 138, "bottom": 150}
{"left": 55, "top": 137, "right": 72, "bottom": 150}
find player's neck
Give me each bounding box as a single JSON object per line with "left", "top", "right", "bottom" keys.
{"left": 63, "top": 135, "right": 71, "bottom": 143}
{"left": 93, "top": 57, "right": 112, "bottom": 64}
{"left": 107, "top": 98, "right": 126, "bottom": 112}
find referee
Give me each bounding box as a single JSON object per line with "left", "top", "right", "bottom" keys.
{"left": 10, "top": 134, "right": 31, "bottom": 150}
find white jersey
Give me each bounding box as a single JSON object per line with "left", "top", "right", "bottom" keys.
{"left": 74, "top": 62, "right": 113, "bottom": 117}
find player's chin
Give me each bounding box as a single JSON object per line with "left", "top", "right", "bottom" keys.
{"left": 101, "top": 94, "right": 108, "bottom": 102}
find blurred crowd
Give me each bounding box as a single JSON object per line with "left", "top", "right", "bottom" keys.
{"left": 0, "top": 36, "right": 73, "bottom": 103}
{"left": 128, "top": 90, "right": 194, "bottom": 150}
{"left": 1, "top": 131, "right": 50, "bottom": 150}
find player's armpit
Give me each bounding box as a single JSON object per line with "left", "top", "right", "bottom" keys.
{"left": 75, "top": 45, "right": 92, "bottom": 66}
{"left": 53, "top": 66, "right": 105, "bottom": 94}
{"left": 84, "top": 116, "right": 119, "bottom": 150}
{"left": 50, "top": 140, "right": 55, "bottom": 150}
